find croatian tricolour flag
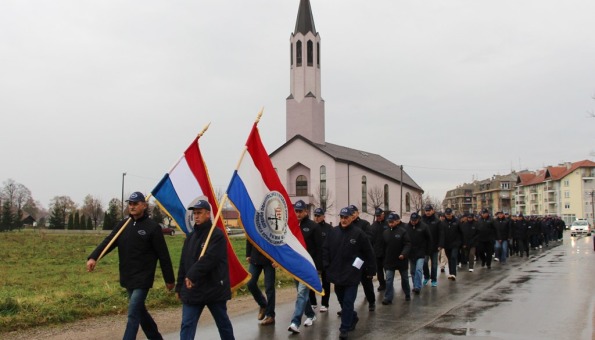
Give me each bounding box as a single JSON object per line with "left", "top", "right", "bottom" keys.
{"left": 151, "top": 136, "right": 250, "bottom": 291}
{"left": 227, "top": 124, "right": 322, "bottom": 294}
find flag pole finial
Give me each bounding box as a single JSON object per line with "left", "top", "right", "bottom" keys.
{"left": 255, "top": 107, "right": 264, "bottom": 125}
{"left": 197, "top": 122, "right": 211, "bottom": 139}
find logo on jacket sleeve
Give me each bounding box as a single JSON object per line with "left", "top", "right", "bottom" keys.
{"left": 138, "top": 230, "right": 147, "bottom": 236}
{"left": 255, "top": 191, "right": 288, "bottom": 246}
{"left": 350, "top": 239, "right": 357, "bottom": 245}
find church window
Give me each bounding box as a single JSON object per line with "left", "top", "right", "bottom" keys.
{"left": 320, "top": 166, "right": 327, "bottom": 210}
{"left": 296, "top": 175, "right": 308, "bottom": 196}
{"left": 296, "top": 41, "right": 302, "bottom": 67}
{"left": 290, "top": 43, "right": 293, "bottom": 66}
{"left": 362, "top": 176, "right": 367, "bottom": 212}
{"left": 316, "top": 42, "right": 320, "bottom": 67}
{"left": 384, "top": 184, "right": 389, "bottom": 212}
{"left": 307, "top": 40, "right": 313, "bottom": 66}
{"left": 405, "top": 193, "right": 411, "bottom": 212}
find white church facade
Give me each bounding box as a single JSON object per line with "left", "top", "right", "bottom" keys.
{"left": 270, "top": 0, "right": 423, "bottom": 224}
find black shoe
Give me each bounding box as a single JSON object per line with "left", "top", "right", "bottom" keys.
{"left": 405, "top": 295, "right": 411, "bottom": 301}
{"left": 337, "top": 310, "right": 342, "bottom": 317}
{"left": 348, "top": 316, "right": 359, "bottom": 331}
{"left": 368, "top": 303, "right": 375, "bottom": 311}
{"left": 381, "top": 300, "right": 391, "bottom": 305}
{"left": 412, "top": 288, "right": 420, "bottom": 295}
{"left": 377, "top": 285, "right": 386, "bottom": 292}
{"left": 339, "top": 331, "right": 349, "bottom": 339}
{"left": 487, "top": 266, "right": 491, "bottom": 269}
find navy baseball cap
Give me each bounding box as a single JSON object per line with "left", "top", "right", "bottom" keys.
{"left": 339, "top": 207, "right": 353, "bottom": 217}
{"left": 348, "top": 204, "right": 358, "bottom": 212}
{"left": 126, "top": 192, "right": 146, "bottom": 202}
{"left": 410, "top": 212, "right": 420, "bottom": 220}
{"left": 189, "top": 200, "right": 211, "bottom": 211}
{"left": 481, "top": 208, "right": 489, "bottom": 214}
{"left": 445, "top": 208, "right": 453, "bottom": 214}
{"left": 387, "top": 212, "right": 400, "bottom": 221}
{"left": 374, "top": 208, "right": 384, "bottom": 216}
{"left": 293, "top": 200, "right": 307, "bottom": 211}
{"left": 314, "top": 208, "right": 325, "bottom": 216}
{"left": 424, "top": 204, "right": 433, "bottom": 211}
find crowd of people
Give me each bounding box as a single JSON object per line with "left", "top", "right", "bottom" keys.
{"left": 85, "top": 191, "right": 567, "bottom": 340}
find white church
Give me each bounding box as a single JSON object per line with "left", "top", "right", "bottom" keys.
{"left": 270, "top": 0, "right": 423, "bottom": 224}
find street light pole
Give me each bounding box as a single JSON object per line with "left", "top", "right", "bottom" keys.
{"left": 400, "top": 165, "right": 403, "bottom": 217}
{"left": 121, "top": 172, "right": 127, "bottom": 219}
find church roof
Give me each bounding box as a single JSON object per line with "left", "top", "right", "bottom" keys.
{"left": 270, "top": 135, "right": 423, "bottom": 192}
{"left": 294, "top": 0, "right": 317, "bottom": 35}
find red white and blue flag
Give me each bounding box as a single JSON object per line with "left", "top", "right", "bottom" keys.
{"left": 151, "top": 136, "right": 250, "bottom": 291}
{"left": 226, "top": 124, "right": 322, "bottom": 294}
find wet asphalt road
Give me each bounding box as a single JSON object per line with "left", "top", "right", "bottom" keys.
{"left": 164, "top": 233, "right": 595, "bottom": 339}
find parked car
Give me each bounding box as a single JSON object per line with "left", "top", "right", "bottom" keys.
{"left": 161, "top": 225, "right": 176, "bottom": 236}
{"left": 570, "top": 219, "right": 591, "bottom": 237}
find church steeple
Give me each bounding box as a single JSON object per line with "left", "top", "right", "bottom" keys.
{"left": 294, "top": 0, "right": 316, "bottom": 35}
{"left": 286, "top": 0, "right": 325, "bottom": 145}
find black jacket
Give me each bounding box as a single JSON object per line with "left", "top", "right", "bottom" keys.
{"left": 421, "top": 214, "right": 441, "bottom": 252}
{"left": 88, "top": 213, "right": 174, "bottom": 289}
{"left": 176, "top": 220, "right": 231, "bottom": 304}
{"left": 382, "top": 223, "right": 411, "bottom": 271}
{"left": 323, "top": 223, "right": 376, "bottom": 286}
{"left": 475, "top": 217, "right": 496, "bottom": 243}
{"left": 512, "top": 219, "right": 529, "bottom": 239}
{"left": 460, "top": 220, "right": 478, "bottom": 248}
{"left": 494, "top": 218, "right": 511, "bottom": 240}
{"left": 246, "top": 239, "right": 271, "bottom": 266}
{"left": 405, "top": 221, "right": 432, "bottom": 259}
{"left": 440, "top": 217, "right": 463, "bottom": 249}
{"left": 370, "top": 218, "right": 388, "bottom": 258}
{"left": 300, "top": 216, "right": 323, "bottom": 270}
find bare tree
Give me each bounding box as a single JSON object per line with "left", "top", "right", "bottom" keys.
{"left": 367, "top": 186, "right": 384, "bottom": 211}
{"left": 81, "top": 195, "right": 104, "bottom": 229}
{"left": 311, "top": 185, "right": 335, "bottom": 214}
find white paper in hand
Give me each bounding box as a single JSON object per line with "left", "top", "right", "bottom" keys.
{"left": 352, "top": 257, "right": 364, "bottom": 269}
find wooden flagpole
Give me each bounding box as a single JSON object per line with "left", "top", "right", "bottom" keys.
{"left": 198, "top": 108, "right": 263, "bottom": 259}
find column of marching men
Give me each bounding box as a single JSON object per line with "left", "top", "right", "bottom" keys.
{"left": 88, "top": 192, "right": 567, "bottom": 340}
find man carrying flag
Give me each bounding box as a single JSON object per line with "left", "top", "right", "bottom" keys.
{"left": 226, "top": 120, "right": 323, "bottom": 316}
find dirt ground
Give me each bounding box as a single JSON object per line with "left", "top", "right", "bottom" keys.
{"left": 3, "top": 287, "right": 296, "bottom": 340}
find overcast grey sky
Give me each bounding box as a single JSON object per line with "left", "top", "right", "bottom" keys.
{"left": 1, "top": 0, "right": 595, "bottom": 210}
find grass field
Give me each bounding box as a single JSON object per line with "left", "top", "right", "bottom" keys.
{"left": 0, "top": 230, "right": 294, "bottom": 333}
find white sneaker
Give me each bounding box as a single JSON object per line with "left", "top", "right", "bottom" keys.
{"left": 304, "top": 316, "right": 317, "bottom": 327}
{"left": 469, "top": 268, "right": 474, "bottom": 272}
{"left": 539, "top": 245, "right": 542, "bottom": 249}
{"left": 288, "top": 323, "right": 300, "bottom": 333}
{"left": 449, "top": 275, "right": 457, "bottom": 281}
{"left": 494, "top": 257, "right": 499, "bottom": 262}
{"left": 319, "top": 306, "right": 328, "bottom": 313}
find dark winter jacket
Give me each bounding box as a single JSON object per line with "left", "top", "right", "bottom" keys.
{"left": 512, "top": 219, "right": 529, "bottom": 239}
{"left": 405, "top": 221, "right": 432, "bottom": 259}
{"left": 421, "top": 213, "right": 441, "bottom": 252}
{"left": 299, "top": 216, "right": 323, "bottom": 270}
{"left": 439, "top": 217, "right": 463, "bottom": 249}
{"left": 370, "top": 218, "right": 388, "bottom": 258}
{"left": 88, "top": 213, "right": 174, "bottom": 289}
{"left": 475, "top": 217, "right": 496, "bottom": 243}
{"left": 176, "top": 220, "right": 231, "bottom": 304}
{"left": 382, "top": 223, "right": 411, "bottom": 271}
{"left": 323, "top": 223, "right": 376, "bottom": 286}
{"left": 460, "top": 220, "right": 479, "bottom": 248}
{"left": 494, "top": 217, "right": 511, "bottom": 240}
{"left": 246, "top": 239, "right": 272, "bottom": 266}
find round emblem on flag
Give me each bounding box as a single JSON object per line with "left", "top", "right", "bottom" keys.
{"left": 254, "top": 191, "right": 288, "bottom": 246}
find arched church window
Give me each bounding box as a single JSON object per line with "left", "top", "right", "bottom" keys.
{"left": 296, "top": 175, "right": 308, "bottom": 196}
{"left": 307, "top": 40, "right": 313, "bottom": 66}
{"left": 316, "top": 42, "right": 320, "bottom": 68}
{"left": 362, "top": 176, "right": 367, "bottom": 212}
{"left": 290, "top": 43, "right": 293, "bottom": 66}
{"left": 320, "top": 166, "right": 327, "bottom": 210}
{"left": 406, "top": 193, "right": 411, "bottom": 212}
{"left": 296, "top": 41, "right": 302, "bottom": 67}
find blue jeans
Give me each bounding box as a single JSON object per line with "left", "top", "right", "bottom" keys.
{"left": 335, "top": 284, "right": 358, "bottom": 333}
{"left": 123, "top": 288, "right": 162, "bottom": 340}
{"left": 494, "top": 240, "right": 509, "bottom": 264}
{"left": 384, "top": 268, "right": 410, "bottom": 302}
{"left": 445, "top": 247, "right": 459, "bottom": 276}
{"left": 290, "top": 281, "right": 315, "bottom": 326}
{"left": 423, "top": 251, "right": 439, "bottom": 282}
{"left": 180, "top": 302, "right": 234, "bottom": 340}
{"left": 247, "top": 262, "right": 276, "bottom": 317}
{"left": 409, "top": 258, "right": 425, "bottom": 290}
